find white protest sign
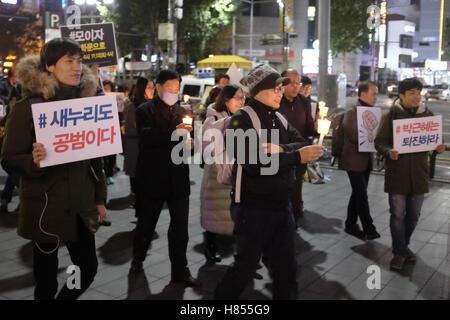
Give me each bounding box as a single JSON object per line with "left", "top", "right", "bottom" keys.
{"left": 226, "top": 63, "right": 243, "bottom": 86}
{"left": 393, "top": 115, "right": 442, "bottom": 154}
{"left": 310, "top": 102, "right": 317, "bottom": 121}
{"left": 31, "top": 95, "right": 122, "bottom": 168}
{"left": 357, "top": 106, "right": 382, "bottom": 152}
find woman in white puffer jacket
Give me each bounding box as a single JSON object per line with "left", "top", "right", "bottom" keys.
{"left": 200, "top": 85, "right": 245, "bottom": 262}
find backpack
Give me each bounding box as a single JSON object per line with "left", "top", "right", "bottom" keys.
{"left": 214, "top": 106, "right": 288, "bottom": 203}
{"left": 330, "top": 111, "right": 346, "bottom": 159}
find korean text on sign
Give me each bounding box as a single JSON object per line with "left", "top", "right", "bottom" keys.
{"left": 31, "top": 95, "right": 123, "bottom": 168}
{"left": 393, "top": 115, "right": 443, "bottom": 154}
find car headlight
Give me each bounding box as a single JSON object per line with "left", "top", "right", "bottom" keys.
{"left": 442, "top": 90, "right": 449, "bottom": 96}
{"left": 422, "top": 89, "right": 428, "bottom": 95}
{"left": 388, "top": 86, "right": 393, "bottom": 92}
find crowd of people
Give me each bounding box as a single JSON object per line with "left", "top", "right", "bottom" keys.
{"left": 0, "top": 38, "right": 445, "bottom": 299}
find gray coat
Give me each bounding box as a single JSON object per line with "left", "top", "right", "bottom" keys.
{"left": 338, "top": 107, "right": 373, "bottom": 172}
{"left": 200, "top": 105, "right": 234, "bottom": 235}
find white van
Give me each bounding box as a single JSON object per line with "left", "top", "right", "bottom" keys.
{"left": 180, "top": 76, "right": 215, "bottom": 109}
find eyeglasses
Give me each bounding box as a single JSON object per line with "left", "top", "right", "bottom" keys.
{"left": 273, "top": 86, "right": 284, "bottom": 94}
{"left": 233, "top": 95, "right": 245, "bottom": 101}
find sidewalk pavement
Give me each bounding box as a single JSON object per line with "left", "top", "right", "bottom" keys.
{"left": 0, "top": 155, "right": 448, "bottom": 300}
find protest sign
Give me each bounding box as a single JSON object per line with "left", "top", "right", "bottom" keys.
{"left": 60, "top": 22, "right": 118, "bottom": 67}
{"left": 393, "top": 115, "right": 442, "bottom": 154}
{"left": 357, "top": 106, "right": 382, "bottom": 152}
{"left": 31, "top": 95, "right": 122, "bottom": 168}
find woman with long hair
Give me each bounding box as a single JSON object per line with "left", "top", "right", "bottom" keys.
{"left": 124, "top": 77, "right": 154, "bottom": 198}
{"left": 200, "top": 85, "right": 245, "bottom": 262}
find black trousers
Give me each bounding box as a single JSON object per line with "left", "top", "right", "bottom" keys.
{"left": 1, "top": 174, "right": 15, "bottom": 202}
{"left": 290, "top": 165, "right": 307, "bottom": 222}
{"left": 33, "top": 216, "right": 98, "bottom": 300}
{"left": 133, "top": 196, "right": 190, "bottom": 281}
{"left": 214, "top": 203, "right": 297, "bottom": 300}
{"left": 346, "top": 169, "right": 375, "bottom": 232}
{"left": 103, "top": 154, "right": 117, "bottom": 178}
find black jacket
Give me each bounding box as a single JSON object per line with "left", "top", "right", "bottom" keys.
{"left": 227, "top": 98, "right": 309, "bottom": 210}
{"left": 135, "top": 95, "right": 191, "bottom": 199}
{"left": 279, "top": 93, "right": 316, "bottom": 140}
{"left": 0, "top": 77, "right": 12, "bottom": 104}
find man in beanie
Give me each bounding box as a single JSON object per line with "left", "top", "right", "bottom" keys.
{"left": 214, "top": 64, "right": 323, "bottom": 300}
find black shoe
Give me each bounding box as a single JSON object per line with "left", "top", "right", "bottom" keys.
{"left": 100, "top": 219, "right": 112, "bottom": 227}
{"left": 203, "top": 243, "right": 222, "bottom": 263}
{"left": 203, "top": 232, "right": 221, "bottom": 263}
{"left": 130, "top": 259, "right": 143, "bottom": 272}
{"left": 364, "top": 229, "right": 381, "bottom": 240}
{"left": 345, "top": 225, "right": 366, "bottom": 240}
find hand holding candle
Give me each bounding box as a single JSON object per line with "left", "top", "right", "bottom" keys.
{"left": 182, "top": 115, "right": 193, "bottom": 126}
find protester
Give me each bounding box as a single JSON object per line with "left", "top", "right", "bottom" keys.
{"left": 131, "top": 70, "right": 201, "bottom": 287}
{"left": 279, "top": 69, "right": 316, "bottom": 224}
{"left": 375, "top": 77, "right": 445, "bottom": 270}
{"left": 339, "top": 81, "right": 380, "bottom": 240}
{"left": 1, "top": 38, "right": 107, "bottom": 299}
{"left": 215, "top": 73, "right": 230, "bottom": 87}
{"left": 0, "top": 70, "right": 16, "bottom": 104}
{"left": 124, "top": 77, "right": 153, "bottom": 199}
{"left": 0, "top": 84, "right": 22, "bottom": 214}
{"left": 198, "top": 86, "right": 223, "bottom": 123}
{"left": 200, "top": 85, "right": 244, "bottom": 262}
{"left": 299, "top": 75, "right": 312, "bottom": 100}
{"left": 214, "top": 64, "right": 323, "bottom": 300}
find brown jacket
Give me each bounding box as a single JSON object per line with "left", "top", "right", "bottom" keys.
{"left": 374, "top": 99, "right": 433, "bottom": 195}
{"left": 338, "top": 106, "right": 373, "bottom": 172}
{"left": 1, "top": 55, "right": 107, "bottom": 243}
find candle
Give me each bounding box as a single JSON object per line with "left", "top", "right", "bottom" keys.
{"left": 317, "top": 118, "right": 331, "bottom": 145}
{"left": 318, "top": 101, "right": 329, "bottom": 119}
{"left": 182, "top": 116, "right": 193, "bottom": 125}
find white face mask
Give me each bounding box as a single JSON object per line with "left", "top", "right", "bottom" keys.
{"left": 162, "top": 90, "right": 179, "bottom": 106}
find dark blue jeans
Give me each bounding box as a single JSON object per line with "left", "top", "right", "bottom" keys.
{"left": 214, "top": 202, "right": 297, "bottom": 300}
{"left": 389, "top": 194, "right": 424, "bottom": 257}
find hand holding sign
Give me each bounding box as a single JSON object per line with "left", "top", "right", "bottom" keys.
{"left": 32, "top": 142, "right": 46, "bottom": 168}
{"left": 436, "top": 144, "right": 445, "bottom": 154}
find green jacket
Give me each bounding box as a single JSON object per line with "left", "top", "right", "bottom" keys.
{"left": 374, "top": 99, "right": 433, "bottom": 195}
{"left": 1, "top": 55, "right": 107, "bottom": 243}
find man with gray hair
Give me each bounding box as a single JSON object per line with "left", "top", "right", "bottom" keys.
{"left": 214, "top": 64, "right": 323, "bottom": 300}
{"left": 279, "top": 69, "right": 317, "bottom": 224}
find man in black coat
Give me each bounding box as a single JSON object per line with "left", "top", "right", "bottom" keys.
{"left": 279, "top": 69, "right": 317, "bottom": 224}
{"left": 130, "top": 70, "right": 200, "bottom": 287}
